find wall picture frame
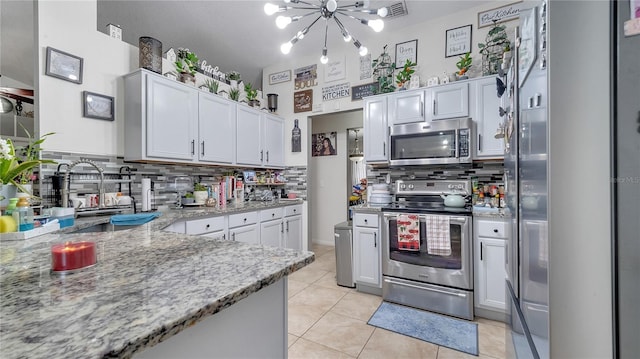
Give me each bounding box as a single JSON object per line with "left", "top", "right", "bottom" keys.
{"left": 45, "top": 47, "right": 83, "bottom": 84}
{"left": 395, "top": 40, "right": 418, "bottom": 69}
{"left": 269, "top": 69, "right": 291, "bottom": 85}
{"left": 82, "top": 91, "right": 114, "bottom": 121}
{"left": 445, "top": 25, "right": 472, "bottom": 58}
{"left": 477, "top": 1, "right": 523, "bottom": 28}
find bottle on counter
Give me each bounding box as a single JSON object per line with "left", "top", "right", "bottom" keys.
{"left": 292, "top": 119, "right": 301, "bottom": 152}
{"left": 12, "top": 193, "right": 34, "bottom": 231}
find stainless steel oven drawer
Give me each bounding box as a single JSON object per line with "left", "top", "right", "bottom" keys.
{"left": 382, "top": 276, "right": 474, "bottom": 320}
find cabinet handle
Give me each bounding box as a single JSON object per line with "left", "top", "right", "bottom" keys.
{"left": 260, "top": 150, "right": 264, "bottom": 162}
{"left": 480, "top": 244, "right": 483, "bottom": 261}
{"left": 493, "top": 228, "right": 499, "bottom": 233}
{"left": 293, "top": 209, "right": 296, "bottom": 213}
{"left": 201, "top": 141, "right": 205, "bottom": 156}
{"left": 420, "top": 101, "right": 424, "bottom": 116}
{"left": 191, "top": 140, "right": 195, "bottom": 155}
{"left": 243, "top": 218, "right": 247, "bottom": 222}
{"left": 223, "top": 233, "right": 226, "bottom": 240}
{"left": 266, "top": 150, "right": 269, "bottom": 162}
{"left": 232, "top": 232, "right": 236, "bottom": 241}
{"left": 433, "top": 100, "right": 436, "bottom": 115}
{"left": 478, "top": 134, "right": 482, "bottom": 152}
{"left": 383, "top": 142, "right": 386, "bottom": 156}
{"left": 364, "top": 219, "right": 368, "bottom": 223}
{"left": 272, "top": 213, "right": 275, "bottom": 217}
{"left": 286, "top": 220, "right": 289, "bottom": 232}
{"left": 281, "top": 222, "right": 284, "bottom": 233}
{"left": 374, "top": 232, "right": 377, "bottom": 248}
{"left": 206, "top": 224, "right": 210, "bottom": 229}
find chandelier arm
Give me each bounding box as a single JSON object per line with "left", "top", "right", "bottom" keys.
{"left": 295, "top": 1, "right": 319, "bottom": 7}
{"left": 333, "top": 16, "right": 351, "bottom": 38}
{"left": 323, "top": 20, "right": 329, "bottom": 48}
{"left": 338, "top": 8, "right": 378, "bottom": 15}
{"left": 287, "top": 6, "right": 320, "bottom": 10}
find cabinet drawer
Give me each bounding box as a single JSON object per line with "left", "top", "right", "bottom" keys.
{"left": 260, "top": 207, "right": 284, "bottom": 221}
{"left": 476, "top": 220, "right": 507, "bottom": 238}
{"left": 354, "top": 213, "right": 379, "bottom": 228}
{"left": 186, "top": 216, "right": 225, "bottom": 235}
{"left": 284, "top": 205, "right": 302, "bottom": 217}
{"left": 228, "top": 211, "right": 258, "bottom": 228}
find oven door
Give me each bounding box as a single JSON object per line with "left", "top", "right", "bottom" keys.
{"left": 389, "top": 127, "right": 460, "bottom": 166}
{"left": 382, "top": 212, "right": 473, "bottom": 290}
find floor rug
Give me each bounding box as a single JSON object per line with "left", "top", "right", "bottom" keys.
{"left": 367, "top": 302, "right": 479, "bottom": 356}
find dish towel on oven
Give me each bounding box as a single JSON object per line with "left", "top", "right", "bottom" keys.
{"left": 426, "top": 215, "right": 451, "bottom": 256}
{"left": 397, "top": 214, "right": 420, "bottom": 251}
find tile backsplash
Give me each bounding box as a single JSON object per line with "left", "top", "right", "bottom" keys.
{"left": 40, "top": 151, "right": 307, "bottom": 209}
{"left": 367, "top": 161, "right": 504, "bottom": 187}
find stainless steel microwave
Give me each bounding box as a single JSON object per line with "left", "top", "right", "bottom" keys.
{"left": 389, "top": 118, "right": 474, "bottom": 166}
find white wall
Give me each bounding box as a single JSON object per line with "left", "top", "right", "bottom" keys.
{"left": 309, "top": 110, "right": 362, "bottom": 246}
{"left": 37, "top": 0, "right": 135, "bottom": 156}
{"left": 262, "top": 1, "right": 514, "bottom": 168}
{"left": 548, "top": 1, "right": 612, "bottom": 357}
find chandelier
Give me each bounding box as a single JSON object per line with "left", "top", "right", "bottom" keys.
{"left": 264, "top": 0, "right": 388, "bottom": 64}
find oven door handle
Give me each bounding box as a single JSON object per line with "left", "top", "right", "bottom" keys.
{"left": 383, "top": 213, "right": 469, "bottom": 225}
{"left": 383, "top": 278, "right": 467, "bottom": 298}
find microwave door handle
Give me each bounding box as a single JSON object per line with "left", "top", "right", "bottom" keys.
{"left": 455, "top": 130, "right": 459, "bottom": 158}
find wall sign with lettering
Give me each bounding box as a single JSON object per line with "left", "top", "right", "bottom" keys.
{"left": 445, "top": 25, "right": 472, "bottom": 58}
{"left": 324, "top": 57, "right": 346, "bottom": 83}
{"left": 294, "top": 89, "right": 313, "bottom": 113}
{"left": 478, "top": 1, "right": 523, "bottom": 28}
{"left": 294, "top": 64, "right": 318, "bottom": 90}
{"left": 322, "top": 82, "right": 350, "bottom": 101}
{"left": 395, "top": 39, "right": 418, "bottom": 69}
{"left": 351, "top": 83, "right": 377, "bottom": 101}
{"left": 269, "top": 69, "right": 291, "bottom": 85}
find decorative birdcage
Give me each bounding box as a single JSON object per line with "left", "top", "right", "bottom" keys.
{"left": 372, "top": 45, "right": 395, "bottom": 94}
{"left": 478, "top": 22, "right": 510, "bottom": 76}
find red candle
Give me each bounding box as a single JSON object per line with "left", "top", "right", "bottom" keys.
{"left": 51, "top": 241, "right": 97, "bottom": 272}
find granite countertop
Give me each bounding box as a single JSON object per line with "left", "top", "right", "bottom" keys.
{"left": 0, "top": 200, "right": 313, "bottom": 359}
{"left": 350, "top": 203, "right": 385, "bottom": 213}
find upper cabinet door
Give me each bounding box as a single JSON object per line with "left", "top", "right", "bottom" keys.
{"left": 236, "top": 106, "right": 263, "bottom": 166}
{"left": 263, "top": 114, "right": 284, "bottom": 168}
{"left": 198, "top": 92, "right": 236, "bottom": 164}
{"left": 146, "top": 75, "right": 198, "bottom": 161}
{"left": 388, "top": 90, "right": 425, "bottom": 125}
{"left": 429, "top": 82, "right": 469, "bottom": 121}
{"left": 474, "top": 77, "right": 504, "bottom": 158}
{"left": 363, "top": 96, "right": 388, "bottom": 163}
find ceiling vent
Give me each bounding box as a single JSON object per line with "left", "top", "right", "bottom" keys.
{"left": 385, "top": 1, "right": 408, "bottom": 19}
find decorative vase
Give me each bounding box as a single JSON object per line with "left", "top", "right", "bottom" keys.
{"left": 193, "top": 191, "right": 208, "bottom": 204}
{"left": 179, "top": 72, "right": 196, "bottom": 86}
{"left": 0, "top": 183, "right": 17, "bottom": 208}
{"left": 139, "top": 36, "right": 162, "bottom": 74}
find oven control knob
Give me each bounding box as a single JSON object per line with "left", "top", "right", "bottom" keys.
{"left": 400, "top": 184, "right": 406, "bottom": 190}
{"left": 448, "top": 184, "right": 454, "bottom": 189}
{"left": 408, "top": 184, "right": 414, "bottom": 190}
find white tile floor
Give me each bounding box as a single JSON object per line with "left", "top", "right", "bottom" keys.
{"left": 288, "top": 244, "right": 506, "bottom": 358}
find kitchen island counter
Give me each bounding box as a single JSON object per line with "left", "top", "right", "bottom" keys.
{"left": 0, "top": 207, "right": 313, "bottom": 358}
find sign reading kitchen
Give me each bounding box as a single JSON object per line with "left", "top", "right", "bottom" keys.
{"left": 322, "top": 82, "right": 350, "bottom": 101}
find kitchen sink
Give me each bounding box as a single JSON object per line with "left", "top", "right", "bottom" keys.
{"left": 71, "top": 223, "right": 137, "bottom": 233}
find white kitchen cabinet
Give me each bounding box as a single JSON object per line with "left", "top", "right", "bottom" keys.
{"left": 260, "top": 218, "right": 283, "bottom": 248}
{"left": 263, "top": 114, "right": 284, "bottom": 168}
{"left": 388, "top": 89, "right": 425, "bottom": 125}
{"left": 474, "top": 218, "right": 507, "bottom": 315}
{"left": 124, "top": 70, "right": 199, "bottom": 162}
{"left": 428, "top": 82, "right": 469, "bottom": 121}
{"left": 283, "top": 205, "right": 303, "bottom": 251}
{"left": 473, "top": 76, "right": 504, "bottom": 158}
{"left": 198, "top": 92, "right": 236, "bottom": 164}
{"left": 353, "top": 213, "right": 381, "bottom": 288}
{"left": 236, "top": 106, "right": 263, "bottom": 166}
{"left": 363, "top": 96, "right": 388, "bottom": 163}
{"left": 236, "top": 107, "right": 284, "bottom": 168}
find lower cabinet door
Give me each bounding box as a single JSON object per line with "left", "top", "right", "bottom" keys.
{"left": 230, "top": 224, "right": 259, "bottom": 244}
{"left": 284, "top": 215, "right": 302, "bottom": 251}
{"left": 476, "top": 237, "right": 507, "bottom": 311}
{"left": 353, "top": 226, "right": 381, "bottom": 287}
{"left": 260, "top": 220, "right": 283, "bottom": 248}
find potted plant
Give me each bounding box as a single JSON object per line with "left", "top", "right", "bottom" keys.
{"left": 478, "top": 21, "right": 511, "bottom": 75}
{"left": 174, "top": 48, "right": 199, "bottom": 85}
{"left": 395, "top": 59, "right": 417, "bottom": 90}
{"left": 372, "top": 45, "right": 395, "bottom": 94}
{"left": 244, "top": 83, "right": 260, "bottom": 107}
{"left": 182, "top": 192, "right": 195, "bottom": 205}
{"left": 193, "top": 183, "right": 208, "bottom": 204}
{"left": 455, "top": 52, "right": 472, "bottom": 80}
{"left": 227, "top": 87, "right": 240, "bottom": 102}
{"left": 204, "top": 78, "right": 219, "bottom": 94}
{"left": 0, "top": 134, "right": 56, "bottom": 205}
{"left": 227, "top": 71, "right": 241, "bottom": 87}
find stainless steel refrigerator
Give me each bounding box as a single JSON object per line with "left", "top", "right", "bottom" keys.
{"left": 504, "top": 1, "right": 549, "bottom": 358}
{"left": 613, "top": 1, "right": 640, "bottom": 357}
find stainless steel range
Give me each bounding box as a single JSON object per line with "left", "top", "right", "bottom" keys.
{"left": 381, "top": 179, "right": 474, "bottom": 320}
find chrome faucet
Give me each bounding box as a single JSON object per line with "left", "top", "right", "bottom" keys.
{"left": 62, "top": 159, "right": 105, "bottom": 209}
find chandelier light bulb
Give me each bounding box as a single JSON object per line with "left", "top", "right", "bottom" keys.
{"left": 368, "top": 19, "right": 384, "bottom": 32}
{"left": 377, "top": 7, "right": 388, "bottom": 17}
{"left": 276, "top": 15, "right": 292, "bottom": 29}
{"left": 359, "top": 46, "right": 368, "bottom": 56}
{"left": 264, "top": 3, "right": 280, "bottom": 15}
{"left": 326, "top": 0, "right": 338, "bottom": 12}
{"left": 284, "top": 0, "right": 291, "bottom": 2}
{"left": 297, "top": 30, "right": 305, "bottom": 39}
{"left": 320, "top": 48, "right": 329, "bottom": 64}
{"left": 281, "top": 41, "right": 293, "bottom": 54}
{"left": 343, "top": 33, "right": 352, "bottom": 42}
